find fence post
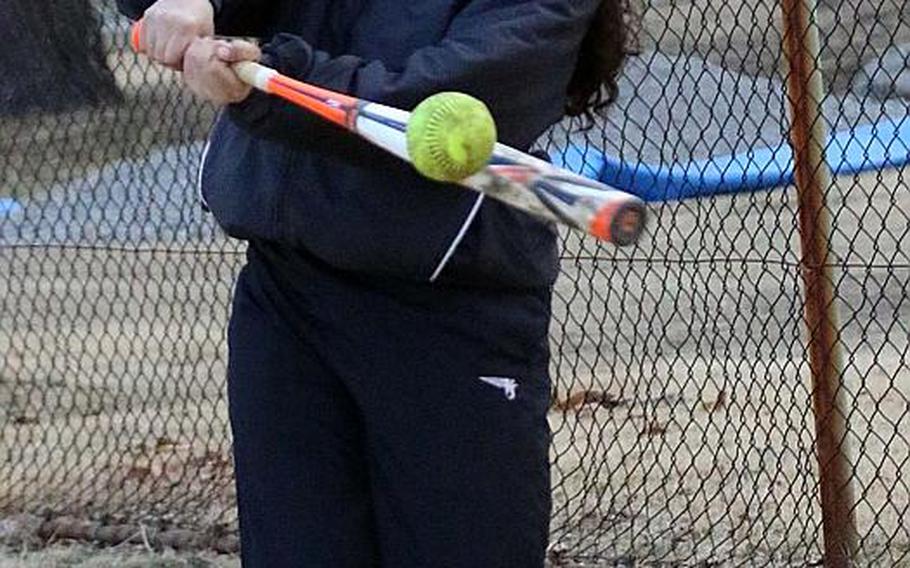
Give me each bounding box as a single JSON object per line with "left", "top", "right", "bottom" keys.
{"left": 779, "top": 0, "right": 859, "bottom": 565}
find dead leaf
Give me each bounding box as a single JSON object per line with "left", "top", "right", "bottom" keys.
{"left": 701, "top": 390, "right": 727, "bottom": 413}
{"left": 125, "top": 465, "right": 151, "bottom": 482}
{"left": 553, "top": 390, "right": 627, "bottom": 412}
{"left": 155, "top": 437, "right": 177, "bottom": 451}
{"left": 12, "top": 415, "right": 39, "bottom": 426}
{"left": 640, "top": 419, "right": 668, "bottom": 437}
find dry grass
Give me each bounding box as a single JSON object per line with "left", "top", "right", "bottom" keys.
{"left": 546, "top": 166, "right": 910, "bottom": 564}
{"left": 0, "top": 544, "right": 237, "bottom": 567}
{"left": 1, "top": 245, "right": 241, "bottom": 529}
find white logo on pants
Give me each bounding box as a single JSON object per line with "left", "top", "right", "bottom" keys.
{"left": 478, "top": 376, "right": 519, "bottom": 401}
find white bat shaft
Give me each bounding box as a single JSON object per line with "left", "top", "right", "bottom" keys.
{"left": 227, "top": 62, "right": 644, "bottom": 241}
{"left": 354, "top": 104, "right": 413, "bottom": 162}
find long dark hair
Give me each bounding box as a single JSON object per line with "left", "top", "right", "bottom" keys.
{"left": 565, "top": 0, "right": 630, "bottom": 124}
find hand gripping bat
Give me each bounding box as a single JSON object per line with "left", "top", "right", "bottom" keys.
{"left": 131, "top": 22, "right": 646, "bottom": 245}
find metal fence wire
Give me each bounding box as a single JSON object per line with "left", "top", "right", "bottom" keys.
{"left": 2, "top": 0, "right": 910, "bottom": 565}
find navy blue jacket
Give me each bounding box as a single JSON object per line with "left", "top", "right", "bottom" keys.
{"left": 117, "top": 0, "right": 601, "bottom": 288}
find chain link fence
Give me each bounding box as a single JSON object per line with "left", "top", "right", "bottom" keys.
{"left": 2, "top": 0, "right": 909, "bottom": 565}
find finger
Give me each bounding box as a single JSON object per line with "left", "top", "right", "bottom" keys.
{"left": 143, "top": 16, "right": 170, "bottom": 63}
{"left": 151, "top": 29, "right": 172, "bottom": 65}
{"left": 212, "top": 39, "right": 233, "bottom": 61}
{"left": 182, "top": 48, "right": 234, "bottom": 105}
{"left": 181, "top": 61, "right": 216, "bottom": 102}
{"left": 183, "top": 37, "right": 213, "bottom": 75}
{"left": 163, "top": 35, "right": 191, "bottom": 69}
{"left": 216, "top": 40, "right": 262, "bottom": 63}
{"left": 180, "top": 41, "right": 204, "bottom": 84}
{"left": 185, "top": 78, "right": 217, "bottom": 104}
{"left": 144, "top": 23, "right": 161, "bottom": 61}
{"left": 221, "top": 69, "right": 253, "bottom": 103}
{"left": 210, "top": 64, "right": 248, "bottom": 104}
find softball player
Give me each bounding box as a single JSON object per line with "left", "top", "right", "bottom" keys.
{"left": 116, "top": 0, "right": 628, "bottom": 565}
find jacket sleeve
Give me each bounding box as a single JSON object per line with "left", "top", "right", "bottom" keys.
{"left": 228, "top": 0, "right": 601, "bottom": 148}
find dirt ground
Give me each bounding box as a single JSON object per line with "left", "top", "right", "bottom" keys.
{"left": 0, "top": 544, "right": 616, "bottom": 568}
{"left": 547, "top": 165, "right": 910, "bottom": 565}
{"left": 3, "top": 166, "right": 910, "bottom": 566}
{"left": 0, "top": 544, "right": 237, "bottom": 568}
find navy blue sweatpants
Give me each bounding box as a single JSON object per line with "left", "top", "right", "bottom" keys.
{"left": 227, "top": 242, "right": 553, "bottom": 567}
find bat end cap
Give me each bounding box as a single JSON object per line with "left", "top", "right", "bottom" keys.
{"left": 590, "top": 201, "right": 646, "bottom": 246}
{"left": 130, "top": 21, "right": 142, "bottom": 53}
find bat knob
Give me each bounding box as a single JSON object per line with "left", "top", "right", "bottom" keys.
{"left": 130, "top": 21, "right": 143, "bottom": 53}
{"left": 590, "top": 200, "right": 647, "bottom": 246}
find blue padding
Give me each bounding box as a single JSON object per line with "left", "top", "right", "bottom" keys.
{"left": 555, "top": 118, "right": 910, "bottom": 202}
{"left": 0, "top": 198, "right": 21, "bottom": 216}
{"left": 600, "top": 145, "right": 793, "bottom": 202}
{"left": 830, "top": 119, "right": 910, "bottom": 176}
{"left": 553, "top": 142, "right": 607, "bottom": 181}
